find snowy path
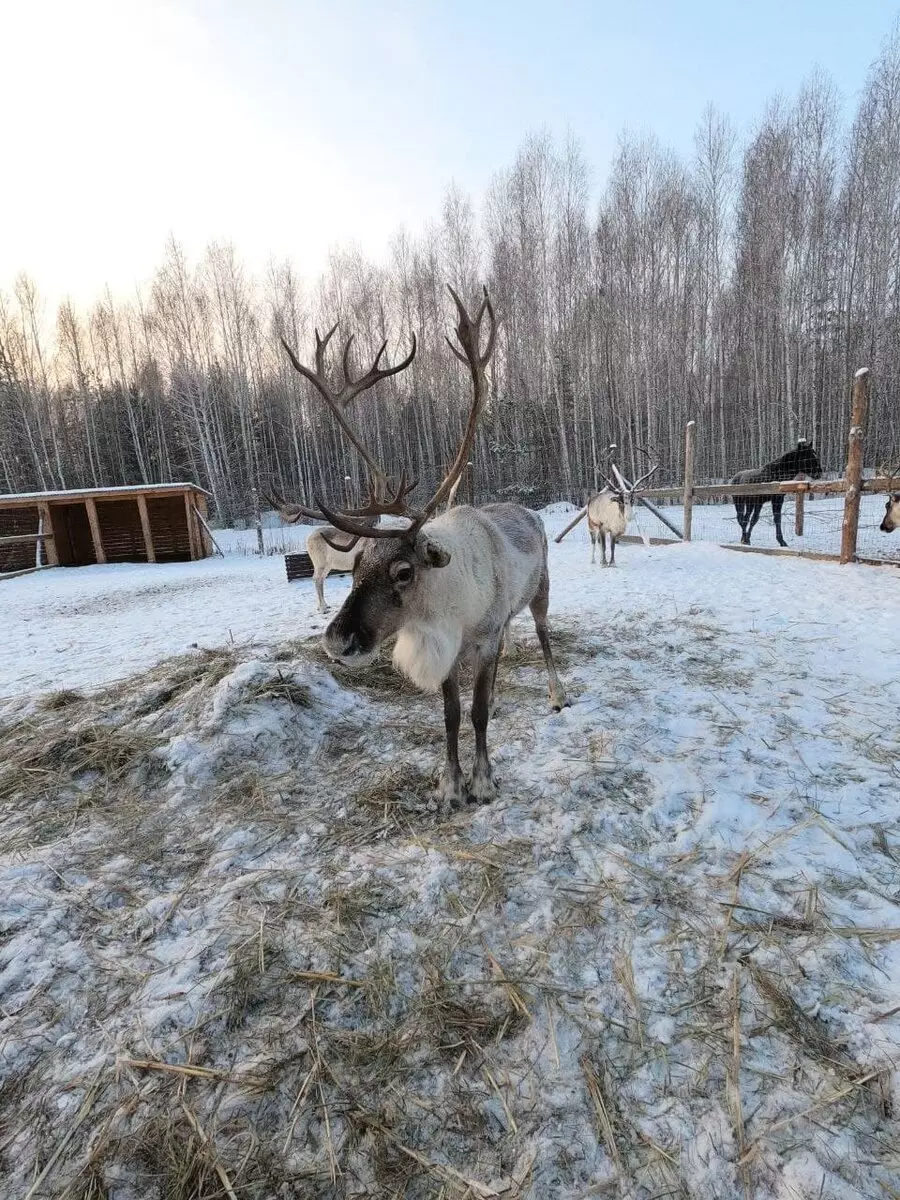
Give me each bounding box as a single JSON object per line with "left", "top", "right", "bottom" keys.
{"left": 1, "top": 511, "right": 899, "bottom": 1198}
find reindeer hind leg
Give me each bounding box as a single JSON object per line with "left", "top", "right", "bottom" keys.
{"left": 530, "top": 569, "right": 568, "bottom": 711}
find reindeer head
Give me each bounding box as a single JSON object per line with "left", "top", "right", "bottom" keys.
{"left": 277, "top": 286, "right": 496, "bottom": 669}
{"left": 880, "top": 492, "right": 900, "bottom": 533}
{"left": 603, "top": 451, "right": 658, "bottom": 509}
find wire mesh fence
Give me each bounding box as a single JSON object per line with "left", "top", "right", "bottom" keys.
{"left": 247, "top": 370, "right": 900, "bottom": 565}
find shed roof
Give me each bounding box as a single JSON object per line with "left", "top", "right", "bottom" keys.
{"left": 0, "top": 483, "right": 211, "bottom": 506}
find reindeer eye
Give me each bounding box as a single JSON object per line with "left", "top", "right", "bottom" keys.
{"left": 390, "top": 561, "right": 414, "bottom": 586}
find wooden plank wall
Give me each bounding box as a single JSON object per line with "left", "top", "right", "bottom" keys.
{"left": 147, "top": 496, "right": 193, "bottom": 562}
{"left": 0, "top": 506, "right": 41, "bottom": 572}
{"left": 96, "top": 500, "right": 146, "bottom": 563}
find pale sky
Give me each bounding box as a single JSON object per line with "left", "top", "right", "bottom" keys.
{"left": 1, "top": 0, "right": 895, "bottom": 314}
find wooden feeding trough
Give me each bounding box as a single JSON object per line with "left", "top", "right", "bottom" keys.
{"left": 0, "top": 483, "right": 213, "bottom": 574}
{"left": 284, "top": 552, "right": 354, "bottom": 583}
{"left": 285, "top": 552, "right": 314, "bottom": 582}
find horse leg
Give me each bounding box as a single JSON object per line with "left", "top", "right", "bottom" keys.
{"left": 772, "top": 496, "right": 787, "bottom": 547}
{"left": 734, "top": 498, "right": 748, "bottom": 543}
{"left": 744, "top": 500, "right": 763, "bottom": 545}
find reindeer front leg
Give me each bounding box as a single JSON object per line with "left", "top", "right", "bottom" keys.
{"left": 435, "top": 666, "right": 466, "bottom": 809}
{"left": 469, "top": 648, "right": 500, "bottom": 804}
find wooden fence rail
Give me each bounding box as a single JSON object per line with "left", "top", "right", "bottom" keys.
{"left": 634, "top": 475, "right": 896, "bottom": 504}
{"left": 601, "top": 368, "right": 894, "bottom": 565}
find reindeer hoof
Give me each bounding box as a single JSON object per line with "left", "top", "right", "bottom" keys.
{"left": 434, "top": 769, "right": 467, "bottom": 811}
{"left": 468, "top": 771, "right": 497, "bottom": 805}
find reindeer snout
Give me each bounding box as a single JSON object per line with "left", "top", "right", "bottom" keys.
{"left": 323, "top": 619, "right": 378, "bottom": 668}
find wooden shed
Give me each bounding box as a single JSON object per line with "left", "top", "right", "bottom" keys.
{"left": 0, "top": 484, "right": 213, "bottom": 574}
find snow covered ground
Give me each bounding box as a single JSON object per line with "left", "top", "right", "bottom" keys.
{"left": 213, "top": 490, "right": 900, "bottom": 562}
{"left": 1, "top": 507, "right": 900, "bottom": 1198}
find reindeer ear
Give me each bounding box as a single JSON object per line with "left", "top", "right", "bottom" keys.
{"left": 416, "top": 535, "right": 451, "bottom": 568}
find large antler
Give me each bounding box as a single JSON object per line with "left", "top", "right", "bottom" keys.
{"left": 609, "top": 445, "right": 659, "bottom": 496}
{"left": 280, "top": 323, "right": 417, "bottom": 505}
{"left": 310, "top": 285, "right": 496, "bottom": 544}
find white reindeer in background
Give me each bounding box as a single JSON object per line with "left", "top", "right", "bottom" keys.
{"left": 587, "top": 488, "right": 631, "bottom": 567}
{"left": 585, "top": 458, "right": 658, "bottom": 566}
{"left": 264, "top": 506, "right": 366, "bottom": 614}
{"left": 272, "top": 286, "right": 568, "bottom": 808}
{"left": 880, "top": 493, "right": 900, "bottom": 533}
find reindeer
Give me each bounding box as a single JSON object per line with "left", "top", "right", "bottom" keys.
{"left": 265, "top": 501, "right": 366, "bottom": 614}
{"left": 586, "top": 459, "right": 658, "bottom": 567}
{"left": 880, "top": 493, "right": 900, "bottom": 533}
{"left": 274, "top": 286, "right": 568, "bottom": 808}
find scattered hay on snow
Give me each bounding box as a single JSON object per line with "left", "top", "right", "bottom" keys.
{"left": 1, "top": 612, "right": 899, "bottom": 1199}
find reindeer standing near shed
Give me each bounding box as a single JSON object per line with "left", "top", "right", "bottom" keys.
{"left": 274, "top": 287, "right": 568, "bottom": 808}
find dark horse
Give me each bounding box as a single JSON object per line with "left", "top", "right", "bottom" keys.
{"left": 732, "top": 440, "right": 823, "bottom": 547}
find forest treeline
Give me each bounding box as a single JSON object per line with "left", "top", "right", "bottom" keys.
{"left": 2, "top": 32, "right": 900, "bottom": 521}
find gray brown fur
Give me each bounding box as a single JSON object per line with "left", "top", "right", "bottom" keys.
{"left": 323, "top": 503, "right": 568, "bottom": 808}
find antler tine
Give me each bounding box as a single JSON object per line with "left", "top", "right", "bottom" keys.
{"left": 281, "top": 323, "right": 417, "bottom": 497}
{"left": 339, "top": 334, "right": 416, "bottom": 411}
{"left": 477, "top": 286, "right": 497, "bottom": 366}
{"left": 336, "top": 470, "right": 419, "bottom": 518}
{"left": 265, "top": 489, "right": 324, "bottom": 525}
{"left": 314, "top": 495, "right": 415, "bottom": 540}
{"left": 610, "top": 463, "right": 631, "bottom": 493}
{"left": 320, "top": 530, "right": 361, "bottom": 553}
{"left": 445, "top": 286, "right": 497, "bottom": 368}
{"left": 409, "top": 285, "right": 495, "bottom": 531}
{"left": 340, "top": 333, "right": 356, "bottom": 390}
{"left": 315, "top": 324, "right": 339, "bottom": 378}
{"left": 631, "top": 464, "right": 659, "bottom": 491}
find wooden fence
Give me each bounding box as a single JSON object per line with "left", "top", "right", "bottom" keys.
{"left": 626, "top": 369, "right": 896, "bottom": 565}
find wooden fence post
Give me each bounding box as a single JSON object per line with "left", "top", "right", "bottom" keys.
{"left": 85, "top": 498, "right": 107, "bottom": 564}
{"left": 251, "top": 487, "right": 264, "bottom": 556}
{"left": 840, "top": 368, "right": 870, "bottom": 565}
{"left": 683, "top": 420, "right": 695, "bottom": 541}
{"left": 794, "top": 490, "right": 805, "bottom": 537}
{"left": 38, "top": 503, "right": 58, "bottom": 566}
{"left": 136, "top": 493, "right": 156, "bottom": 562}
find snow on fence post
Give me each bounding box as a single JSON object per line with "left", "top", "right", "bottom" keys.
{"left": 840, "top": 368, "right": 870, "bottom": 565}
{"left": 683, "top": 420, "right": 695, "bottom": 541}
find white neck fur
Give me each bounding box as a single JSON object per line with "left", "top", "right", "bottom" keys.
{"left": 392, "top": 620, "right": 463, "bottom": 693}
